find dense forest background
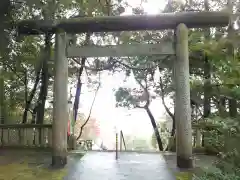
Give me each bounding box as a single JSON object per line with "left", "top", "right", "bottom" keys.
{"left": 1, "top": 0, "right": 240, "bottom": 179}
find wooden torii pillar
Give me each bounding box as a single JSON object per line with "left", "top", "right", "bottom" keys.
{"left": 17, "top": 11, "right": 230, "bottom": 168}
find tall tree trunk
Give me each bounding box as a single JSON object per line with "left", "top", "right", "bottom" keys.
{"left": 202, "top": 0, "right": 211, "bottom": 147}
{"left": 36, "top": 33, "right": 51, "bottom": 124}
{"left": 227, "top": 0, "right": 236, "bottom": 118}
{"left": 0, "top": 68, "right": 5, "bottom": 124}
{"left": 72, "top": 33, "right": 90, "bottom": 124}
{"left": 158, "top": 76, "right": 175, "bottom": 137}
{"left": 145, "top": 106, "right": 163, "bottom": 151}
{"left": 202, "top": 55, "right": 211, "bottom": 147}
{"left": 219, "top": 97, "right": 226, "bottom": 117}
{"left": 76, "top": 74, "right": 100, "bottom": 140}
{"left": 22, "top": 67, "right": 41, "bottom": 123}
{"left": 171, "top": 112, "right": 176, "bottom": 137}
{"left": 31, "top": 106, "right": 37, "bottom": 124}
{"left": 0, "top": 67, "right": 5, "bottom": 146}
{"left": 229, "top": 98, "right": 237, "bottom": 118}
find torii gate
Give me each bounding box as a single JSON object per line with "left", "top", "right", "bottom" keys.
{"left": 17, "top": 11, "right": 230, "bottom": 168}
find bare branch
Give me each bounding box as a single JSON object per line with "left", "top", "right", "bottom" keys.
{"left": 159, "top": 76, "right": 174, "bottom": 120}
{"left": 76, "top": 72, "right": 101, "bottom": 140}
{"left": 134, "top": 72, "right": 150, "bottom": 108}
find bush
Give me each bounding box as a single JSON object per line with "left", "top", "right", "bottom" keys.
{"left": 194, "top": 116, "right": 240, "bottom": 179}
{"left": 193, "top": 167, "right": 240, "bottom": 180}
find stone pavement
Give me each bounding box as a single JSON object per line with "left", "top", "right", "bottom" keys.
{"left": 65, "top": 151, "right": 175, "bottom": 180}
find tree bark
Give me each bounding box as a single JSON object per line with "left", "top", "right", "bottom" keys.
{"left": 72, "top": 33, "right": 91, "bottom": 137}
{"left": 203, "top": 60, "right": 211, "bottom": 118}
{"left": 0, "top": 68, "right": 5, "bottom": 124}
{"left": 202, "top": 55, "right": 211, "bottom": 147}
{"left": 229, "top": 98, "right": 237, "bottom": 118}
{"left": 195, "top": 129, "right": 201, "bottom": 148}
{"left": 76, "top": 76, "right": 100, "bottom": 140}
{"left": 227, "top": 0, "right": 236, "bottom": 118}
{"left": 171, "top": 112, "right": 176, "bottom": 137}
{"left": 219, "top": 97, "right": 226, "bottom": 117}
{"left": 22, "top": 67, "right": 41, "bottom": 124}
{"left": 36, "top": 33, "right": 51, "bottom": 124}
{"left": 159, "top": 76, "right": 175, "bottom": 137}
{"left": 202, "top": 0, "right": 211, "bottom": 147}
{"left": 145, "top": 106, "right": 163, "bottom": 151}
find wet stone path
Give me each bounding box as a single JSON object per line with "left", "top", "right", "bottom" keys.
{"left": 65, "top": 152, "right": 175, "bottom": 180}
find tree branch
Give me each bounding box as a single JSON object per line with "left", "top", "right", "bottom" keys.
{"left": 22, "top": 62, "right": 42, "bottom": 124}
{"left": 71, "top": 56, "right": 170, "bottom": 72}
{"left": 145, "top": 106, "right": 163, "bottom": 151}
{"left": 2, "top": 61, "right": 26, "bottom": 84}
{"left": 76, "top": 72, "right": 101, "bottom": 140}
{"left": 75, "top": 33, "right": 91, "bottom": 79}
{"left": 134, "top": 72, "right": 150, "bottom": 108}
{"left": 159, "top": 76, "right": 174, "bottom": 120}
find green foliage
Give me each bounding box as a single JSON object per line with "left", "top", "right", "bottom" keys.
{"left": 202, "top": 116, "right": 240, "bottom": 155}
{"left": 115, "top": 87, "right": 141, "bottom": 108}
{"left": 1, "top": 0, "right": 129, "bottom": 124}
{"left": 193, "top": 167, "right": 240, "bottom": 180}
{"left": 195, "top": 116, "right": 240, "bottom": 179}
{"left": 2, "top": 3, "right": 240, "bottom": 180}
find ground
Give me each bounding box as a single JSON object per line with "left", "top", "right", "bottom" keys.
{"left": 0, "top": 150, "right": 218, "bottom": 180}
{"left": 163, "top": 152, "right": 218, "bottom": 179}
{"left": 0, "top": 149, "right": 82, "bottom": 180}
{"left": 65, "top": 151, "right": 175, "bottom": 180}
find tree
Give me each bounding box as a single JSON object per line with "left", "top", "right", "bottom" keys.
{"left": 151, "top": 120, "right": 170, "bottom": 150}
{"left": 115, "top": 67, "right": 164, "bottom": 151}
{"left": 4, "top": 0, "right": 240, "bottom": 176}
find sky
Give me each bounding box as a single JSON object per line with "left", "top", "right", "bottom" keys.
{"left": 69, "top": 0, "right": 173, "bottom": 144}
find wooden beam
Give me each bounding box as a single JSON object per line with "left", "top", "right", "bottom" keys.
{"left": 66, "top": 42, "right": 174, "bottom": 57}
{"left": 17, "top": 11, "right": 230, "bottom": 35}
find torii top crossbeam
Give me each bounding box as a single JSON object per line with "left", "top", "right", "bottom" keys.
{"left": 18, "top": 11, "right": 230, "bottom": 35}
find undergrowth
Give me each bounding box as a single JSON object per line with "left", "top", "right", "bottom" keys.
{"left": 193, "top": 116, "right": 240, "bottom": 180}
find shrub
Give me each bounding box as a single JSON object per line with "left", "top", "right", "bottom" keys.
{"left": 195, "top": 116, "right": 240, "bottom": 179}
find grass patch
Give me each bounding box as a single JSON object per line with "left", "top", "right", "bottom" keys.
{"left": 0, "top": 158, "right": 67, "bottom": 180}
{"left": 175, "top": 172, "right": 193, "bottom": 180}
{"left": 0, "top": 149, "right": 87, "bottom": 180}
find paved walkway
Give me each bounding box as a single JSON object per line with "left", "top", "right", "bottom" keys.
{"left": 66, "top": 152, "right": 175, "bottom": 180}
